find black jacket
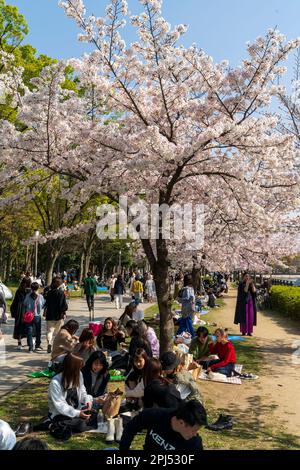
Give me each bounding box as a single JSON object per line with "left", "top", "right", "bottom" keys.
{"left": 114, "top": 280, "right": 126, "bottom": 295}
{"left": 119, "top": 407, "right": 203, "bottom": 452}
{"left": 143, "top": 379, "right": 181, "bottom": 409}
{"left": 234, "top": 282, "right": 257, "bottom": 326}
{"left": 81, "top": 368, "right": 110, "bottom": 397}
{"left": 44, "top": 288, "right": 68, "bottom": 321}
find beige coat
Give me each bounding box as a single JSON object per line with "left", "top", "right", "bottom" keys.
{"left": 51, "top": 329, "right": 78, "bottom": 360}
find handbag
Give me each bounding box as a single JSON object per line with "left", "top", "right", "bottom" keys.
{"left": 23, "top": 295, "right": 39, "bottom": 324}
{"left": 102, "top": 388, "right": 123, "bottom": 419}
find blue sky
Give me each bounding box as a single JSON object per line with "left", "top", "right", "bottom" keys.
{"left": 6, "top": 0, "right": 300, "bottom": 84}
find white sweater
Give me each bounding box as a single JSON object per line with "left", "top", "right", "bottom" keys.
{"left": 48, "top": 372, "right": 93, "bottom": 419}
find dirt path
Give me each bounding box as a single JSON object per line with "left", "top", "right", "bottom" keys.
{"left": 200, "top": 289, "right": 300, "bottom": 440}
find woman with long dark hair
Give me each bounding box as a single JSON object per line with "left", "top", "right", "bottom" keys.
{"left": 81, "top": 351, "right": 110, "bottom": 398}
{"left": 234, "top": 273, "right": 257, "bottom": 336}
{"left": 126, "top": 320, "right": 153, "bottom": 361}
{"left": 143, "top": 358, "right": 181, "bottom": 409}
{"left": 48, "top": 353, "right": 93, "bottom": 433}
{"left": 10, "top": 277, "right": 32, "bottom": 351}
{"left": 96, "top": 317, "right": 125, "bottom": 352}
{"left": 124, "top": 348, "right": 149, "bottom": 411}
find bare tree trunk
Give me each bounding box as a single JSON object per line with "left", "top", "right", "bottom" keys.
{"left": 45, "top": 251, "right": 60, "bottom": 285}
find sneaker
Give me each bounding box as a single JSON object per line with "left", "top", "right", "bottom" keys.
{"left": 17, "top": 345, "right": 22, "bottom": 351}
{"left": 28, "top": 350, "right": 34, "bottom": 354}
{"left": 241, "top": 373, "right": 258, "bottom": 380}
{"left": 47, "top": 345, "right": 52, "bottom": 354}
{"left": 35, "top": 346, "right": 43, "bottom": 351}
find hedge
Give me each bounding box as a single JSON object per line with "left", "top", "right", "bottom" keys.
{"left": 270, "top": 286, "right": 300, "bottom": 320}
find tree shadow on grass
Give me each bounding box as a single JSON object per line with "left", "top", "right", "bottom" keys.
{"left": 212, "top": 394, "right": 300, "bottom": 449}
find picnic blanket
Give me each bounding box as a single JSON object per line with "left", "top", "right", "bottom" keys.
{"left": 198, "top": 364, "right": 243, "bottom": 385}
{"left": 27, "top": 369, "right": 56, "bottom": 379}
{"left": 210, "top": 335, "right": 247, "bottom": 342}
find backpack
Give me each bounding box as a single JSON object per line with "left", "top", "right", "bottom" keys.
{"left": 49, "top": 421, "right": 72, "bottom": 441}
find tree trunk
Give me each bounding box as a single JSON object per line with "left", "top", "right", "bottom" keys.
{"left": 153, "top": 264, "right": 174, "bottom": 355}
{"left": 79, "top": 250, "right": 85, "bottom": 283}
{"left": 45, "top": 248, "right": 61, "bottom": 285}
{"left": 142, "top": 233, "right": 174, "bottom": 356}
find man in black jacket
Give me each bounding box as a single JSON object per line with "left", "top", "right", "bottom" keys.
{"left": 44, "top": 277, "right": 68, "bottom": 354}
{"left": 119, "top": 400, "right": 207, "bottom": 452}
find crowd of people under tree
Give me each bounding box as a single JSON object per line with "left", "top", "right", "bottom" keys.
{"left": 0, "top": 269, "right": 258, "bottom": 450}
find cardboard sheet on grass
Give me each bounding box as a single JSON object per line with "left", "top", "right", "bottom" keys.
{"left": 198, "top": 364, "right": 243, "bottom": 385}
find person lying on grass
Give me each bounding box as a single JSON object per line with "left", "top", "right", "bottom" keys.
{"left": 119, "top": 399, "right": 207, "bottom": 452}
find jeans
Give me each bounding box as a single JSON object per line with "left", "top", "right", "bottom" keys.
{"left": 27, "top": 315, "right": 41, "bottom": 351}
{"left": 201, "top": 360, "right": 235, "bottom": 377}
{"left": 176, "top": 316, "right": 196, "bottom": 337}
{"left": 86, "top": 295, "right": 94, "bottom": 310}
{"left": 115, "top": 294, "right": 123, "bottom": 309}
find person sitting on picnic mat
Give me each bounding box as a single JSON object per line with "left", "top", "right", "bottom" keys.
{"left": 96, "top": 317, "right": 125, "bottom": 352}
{"left": 189, "top": 326, "right": 213, "bottom": 364}
{"left": 119, "top": 400, "right": 207, "bottom": 452}
{"left": 123, "top": 348, "right": 149, "bottom": 412}
{"left": 143, "top": 358, "right": 181, "bottom": 409}
{"left": 161, "top": 352, "right": 203, "bottom": 404}
{"left": 73, "top": 328, "right": 97, "bottom": 365}
{"left": 48, "top": 353, "right": 94, "bottom": 434}
{"left": 51, "top": 319, "right": 79, "bottom": 362}
{"left": 204, "top": 328, "right": 236, "bottom": 377}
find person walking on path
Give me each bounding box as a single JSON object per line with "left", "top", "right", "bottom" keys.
{"left": 22, "top": 282, "right": 45, "bottom": 353}
{"left": 0, "top": 290, "right": 7, "bottom": 324}
{"left": 44, "top": 277, "right": 68, "bottom": 354}
{"left": 10, "top": 277, "right": 32, "bottom": 351}
{"left": 83, "top": 272, "right": 97, "bottom": 321}
{"left": 234, "top": 273, "right": 257, "bottom": 336}
{"left": 114, "top": 274, "right": 126, "bottom": 310}
{"left": 131, "top": 275, "right": 144, "bottom": 304}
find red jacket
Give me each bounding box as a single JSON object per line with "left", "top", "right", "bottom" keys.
{"left": 208, "top": 341, "right": 236, "bottom": 370}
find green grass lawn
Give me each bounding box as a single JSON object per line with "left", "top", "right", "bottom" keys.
{"left": 1, "top": 298, "right": 299, "bottom": 450}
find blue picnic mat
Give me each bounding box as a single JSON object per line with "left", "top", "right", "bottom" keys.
{"left": 211, "top": 335, "right": 247, "bottom": 342}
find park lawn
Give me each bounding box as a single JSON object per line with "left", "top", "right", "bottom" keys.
{"left": 1, "top": 298, "right": 299, "bottom": 450}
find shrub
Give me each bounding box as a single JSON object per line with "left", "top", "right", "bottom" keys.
{"left": 270, "top": 286, "right": 300, "bottom": 320}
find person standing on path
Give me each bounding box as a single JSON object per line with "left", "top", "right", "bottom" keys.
{"left": 22, "top": 282, "right": 45, "bottom": 353}
{"left": 10, "top": 277, "right": 32, "bottom": 351}
{"left": 234, "top": 273, "right": 257, "bottom": 336}
{"left": 114, "top": 274, "right": 126, "bottom": 310}
{"left": 44, "top": 277, "right": 68, "bottom": 354}
{"left": 83, "top": 272, "right": 98, "bottom": 320}
{"left": 177, "top": 274, "right": 196, "bottom": 338}
{"left": 131, "top": 275, "right": 144, "bottom": 304}
{"left": 0, "top": 290, "right": 7, "bottom": 324}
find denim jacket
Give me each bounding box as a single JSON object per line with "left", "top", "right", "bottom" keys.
{"left": 23, "top": 293, "right": 45, "bottom": 317}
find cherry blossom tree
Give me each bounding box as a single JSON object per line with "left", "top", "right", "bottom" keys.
{"left": 1, "top": 0, "right": 300, "bottom": 352}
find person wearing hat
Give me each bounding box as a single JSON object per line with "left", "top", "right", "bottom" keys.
{"left": 161, "top": 352, "right": 203, "bottom": 404}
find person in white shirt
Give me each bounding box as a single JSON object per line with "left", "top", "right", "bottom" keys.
{"left": 48, "top": 353, "right": 93, "bottom": 433}
{"left": 0, "top": 419, "right": 16, "bottom": 450}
